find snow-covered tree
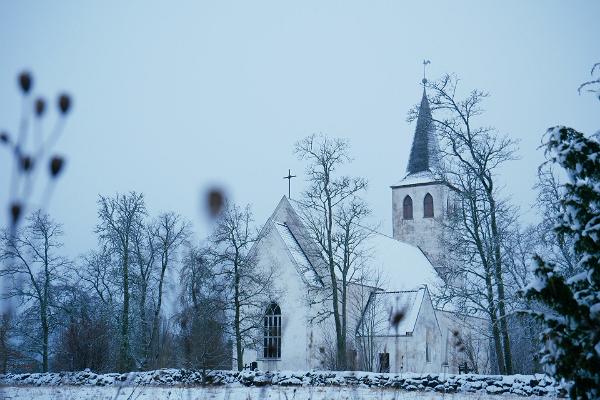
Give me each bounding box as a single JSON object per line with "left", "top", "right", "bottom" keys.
{"left": 526, "top": 126, "right": 600, "bottom": 400}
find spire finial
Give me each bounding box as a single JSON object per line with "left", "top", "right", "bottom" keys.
{"left": 422, "top": 60, "right": 431, "bottom": 85}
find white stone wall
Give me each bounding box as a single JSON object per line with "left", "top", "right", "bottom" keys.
{"left": 392, "top": 182, "right": 449, "bottom": 267}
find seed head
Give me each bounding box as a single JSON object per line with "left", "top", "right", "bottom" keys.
{"left": 0, "top": 132, "right": 9, "bottom": 145}
{"left": 20, "top": 155, "right": 33, "bottom": 172}
{"left": 18, "top": 71, "right": 32, "bottom": 94}
{"left": 35, "top": 97, "right": 46, "bottom": 117}
{"left": 10, "top": 203, "right": 22, "bottom": 225}
{"left": 58, "top": 93, "right": 71, "bottom": 114}
{"left": 207, "top": 189, "right": 225, "bottom": 217}
{"left": 49, "top": 156, "right": 65, "bottom": 178}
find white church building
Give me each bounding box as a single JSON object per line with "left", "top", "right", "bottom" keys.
{"left": 239, "top": 85, "right": 491, "bottom": 374}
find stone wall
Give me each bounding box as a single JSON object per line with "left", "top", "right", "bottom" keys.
{"left": 0, "top": 369, "right": 564, "bottom": 397}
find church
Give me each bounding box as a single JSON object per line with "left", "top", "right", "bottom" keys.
{"left": 239, "top": 84, "right": 491, "bottom": 374}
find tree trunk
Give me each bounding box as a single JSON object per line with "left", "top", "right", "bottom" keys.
{"left": 468, "top": 194, "right": 506, "bottom": 374}
{"left": 119, "top": 242, "right": 130, "bottom": 372}
{"left": 151, "top": 252, "right": 168, "bottom": 367}
{"left": 234, "top": 258, "right": 243, "bottom": 371}
{"left": 41, "top": 310, "right": 49, "bottom": 372}
{"left": 488, "top": 196, "right": 513, "bottom": 374}
{"left": 326, "top": 193, "right": 345, "bottom": 370}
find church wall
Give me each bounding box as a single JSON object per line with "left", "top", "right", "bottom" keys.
{"left": 242, "top": 224, "right": 318, "bottom": 371}
{"left": 362, "top": 289, "right": 444, "bottom": 373}
{"left": 392, "top": 182, "right": 448, "bottom": 267}
{"left": 436, "top": 310, "right": 492, "bottom": 374}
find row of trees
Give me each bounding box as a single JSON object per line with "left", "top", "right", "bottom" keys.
{"left": 0, "top": 192, "right": 275, "bottom": 373}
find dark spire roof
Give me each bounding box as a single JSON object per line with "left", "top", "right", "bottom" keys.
{"left": 406, "top": 88, "right": 438, "bottom": 175}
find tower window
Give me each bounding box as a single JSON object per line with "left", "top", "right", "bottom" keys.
{"left": 263, "top": 303, "right": 281, "bottom": 359}
{"left": 424, "top": 193, "right": 434, "bottom": 218}
{"left": 403, "top": 196, "right": 413, "bottom": 220}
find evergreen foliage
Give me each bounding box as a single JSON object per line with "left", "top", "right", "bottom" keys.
{"left": 526, "top": 126, "right": 600, "bottom": 400}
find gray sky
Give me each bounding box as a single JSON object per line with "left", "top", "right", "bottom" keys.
{"left": 1, "top": 1, "right": 599, "bottom": 257}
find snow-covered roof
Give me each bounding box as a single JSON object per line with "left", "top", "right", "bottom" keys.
{"left": 391, "top": 170, "right": 441, "bottom": 188}
{"left": 273, "top": 222, "right": 321, "bottom": 286}
{"left": 356, "top": 286, "right": 430, "bottom": 337}
{"left": 363, "top": 232, "right": 442, "bottom": 293}
{"left": 256, "top": 197, "right": 442, "bottom": 294}
{"left": 379, "top": 288, "right": 425, "bottom": 335}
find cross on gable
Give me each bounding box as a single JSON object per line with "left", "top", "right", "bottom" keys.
{"left": 283, "top": 169, "right": 296, "bottom": 199}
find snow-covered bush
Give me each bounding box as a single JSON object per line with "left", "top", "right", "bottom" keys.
{"left": 526, "top": 126, "right": 600, "bottom": 400}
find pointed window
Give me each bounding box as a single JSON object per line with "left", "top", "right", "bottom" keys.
{"left": 424, "top": 193, "right": 434, "bottom": 218}
{"left": 403, "top": 196, "right": 413, "bottom": 220}
{"left": 263, "top": 303, "right": 281, "bottom": 359}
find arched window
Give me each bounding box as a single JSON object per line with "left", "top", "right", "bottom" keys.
{"left": 424, "top": 193, "right": 434, "bottom": 218}
{"left": 403, "top": 196, "right": 413, "bottom": 220}
{"left": 263, "top": 303, "right": 281, "bottom": 359}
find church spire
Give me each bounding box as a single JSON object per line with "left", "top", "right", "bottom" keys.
{"left": 406, "top": 73, "right": 438, "bottom": 176}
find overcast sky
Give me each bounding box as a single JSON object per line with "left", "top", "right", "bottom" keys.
{"left": 1, "top": 1, "right": 599, "bottom": 257}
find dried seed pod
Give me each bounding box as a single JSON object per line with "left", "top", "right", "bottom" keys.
{"left": 58, "top": 93, "right": 71, "bottom": 114}
{"left": 18, "top": 71, "right": 32, "bottom": 94}
{"left": 20, "top": 155, "right": 33, "bottom": 172}
{"left": 207, "top": 189, "right": 225, "bottom": 217}
{"left": 49, "top": 156, "right": 65, "bottom": 178}
{"left": 0, "top": 131, "right": 9, "bottom": 144}
{"left": 390, "top": 310, "right": 405, "bottom": 329}
{"left": 35, "top": 97, "right": 46, "bottom": 117}
{"left": 10, "top": 202, "right": 22, "bottom": 225}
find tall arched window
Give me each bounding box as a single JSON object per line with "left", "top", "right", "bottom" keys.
{"left": 424, "top": 193, "right": 434, "bottom": 218}
{"left": 263, "top": 303, "right": 281, "bottom": 359}
{"left": 403, "top": 195, "right": 413, "bottom": 220}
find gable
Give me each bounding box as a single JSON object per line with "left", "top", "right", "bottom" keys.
{"left": 356, "top": 286, "right": 441, "bottom": 338}
{"left": 250, "top": 196, "right": 325, "bottom": 287}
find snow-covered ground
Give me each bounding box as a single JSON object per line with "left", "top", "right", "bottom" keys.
{"left": 0, "top": 386, "right": 559, "bottom": 400}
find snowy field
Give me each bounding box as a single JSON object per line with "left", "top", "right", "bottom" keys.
{"left": 0, "top": 386, "right": 559, "bottom": 400}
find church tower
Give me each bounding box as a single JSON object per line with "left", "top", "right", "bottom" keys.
{"left": 391, "top": 81, "right": 449, "bottom": 268}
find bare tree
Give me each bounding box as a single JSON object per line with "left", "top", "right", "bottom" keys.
{"left": 0, "top": 211, "right": 70, "bottom": 372}
{"left": 352, "top": 272, "right": 386, "bottom": 372}
{"left": 210, "top": 202, "right": 273, "bottom": 371}
{"left": 534, "top": 163, "right": 578, "bottom": 277}
{"left": 418, "top": 75, "right": 519, "bottom": 374}
{"left": 146, "top": 212, "right": 189, "bottom": 368}
{"left": 130, "top": 223, "right": 156, "bottom": 368}
{"left": 295, "top": 134, "right": 370, "bottom": 370}
{"left": 95, "top": 192, "right": 146, "bottom": 372}
{"left": 177, "top": 244, "right": 230, "bottom": 370}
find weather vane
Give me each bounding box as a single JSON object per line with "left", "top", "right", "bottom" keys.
{"left": 283, "top": 169, "right": 296, "bottom": 199}
{"left": 422, "top": 59, "right": 431, "bottom": 85}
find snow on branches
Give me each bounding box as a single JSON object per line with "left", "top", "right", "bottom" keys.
{"left": 526, "top": 126, "right": 600, "bottom": 400}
